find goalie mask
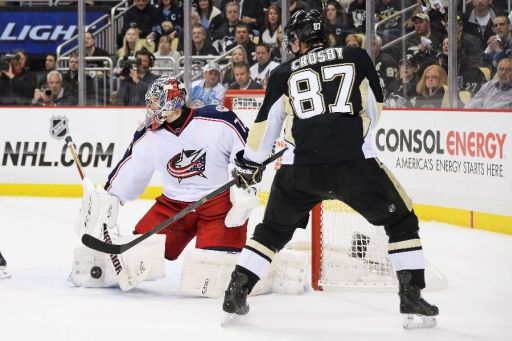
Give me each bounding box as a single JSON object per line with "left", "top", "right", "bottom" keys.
{"left": 284, "top": 9, "right": 325, "bottom": 54}
{"left": 145, "top": 75, "right": 187, "bottom": 129}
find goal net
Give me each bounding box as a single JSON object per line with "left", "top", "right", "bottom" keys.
{"left": 224, "top": 90, "right": 446, "bottom": 291}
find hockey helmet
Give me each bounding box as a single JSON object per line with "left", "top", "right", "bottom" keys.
{"left": 145, "top": 75, "right": 187, "bottom": 129}
{"left": 284, "top": 9, "right": 325, "bottom": 53}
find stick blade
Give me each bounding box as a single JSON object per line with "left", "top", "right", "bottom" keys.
{"left": 81, "top": 233, "right": 122, "bottom": 254}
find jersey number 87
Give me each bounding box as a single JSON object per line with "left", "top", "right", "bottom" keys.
{"left": 288, "top": 64, "right": 355, "bottom": 119}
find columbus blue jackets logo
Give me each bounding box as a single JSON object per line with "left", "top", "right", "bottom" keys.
{"left": 50, "top": 116, "right": 68, "bottom": 139}
{"left": 167, "top": 149, "right": 207, "bottom": 181}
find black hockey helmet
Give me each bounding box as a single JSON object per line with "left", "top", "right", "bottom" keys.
{"left": 284, "top": 9, "right": 325, "bottom": 53}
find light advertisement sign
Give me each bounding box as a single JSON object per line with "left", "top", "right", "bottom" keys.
{"left": 0, "top": 10, "right": 106, "bottom": 54}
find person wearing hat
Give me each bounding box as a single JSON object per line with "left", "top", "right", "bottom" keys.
{"left": 405, "top": 12, "right": 441, "bottom": 55}
{"left": 385, "top": 54, "right": 419, "bottom": 108}
{"left": 189, "top": 61, "right": 226, "bottom": 108}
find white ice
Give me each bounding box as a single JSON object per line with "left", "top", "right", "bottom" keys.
{"left": 1, "top": 196, "right": 511, "bottom": 341}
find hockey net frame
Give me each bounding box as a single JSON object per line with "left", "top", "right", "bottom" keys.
{"left": 224, "top": 90, "right": 446, "bottom": 292}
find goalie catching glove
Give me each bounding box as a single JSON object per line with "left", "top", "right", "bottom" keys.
{"left": 232, "top": 150, "right": 264, "bottom": 189}
{"left": 224, "top": 186, "right": 259, "bottom": 227}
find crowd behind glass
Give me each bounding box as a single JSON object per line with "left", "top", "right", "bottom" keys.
{"left": 1, "top": 0, "right": 512, "bottom": 109}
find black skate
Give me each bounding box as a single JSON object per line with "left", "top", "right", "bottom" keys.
{"left": 399, "top": 280, "right": 439, "bottom": 329}
{"left": 222, "top": 271, "right": 250, "bottom": 326}
{"left": 0, "top": 252, "right": 10, "bottom": 279}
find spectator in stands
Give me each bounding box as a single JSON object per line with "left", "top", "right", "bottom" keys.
{"left": 85, "top": 31, "right": 110, "bottom": 68}
{"left": 465, "top": 57, "right": 512, "bottom": 109}
{"left": 157, "top": 0, "right": 183, "bottom": 36}
{"left": 231, "top": 23, "right": 257, "bottom": 65}
{"left": 290, "top": 0, "right": 310, "bottom": 16}
{"left": 386, "top": 54, "right": 419, "bottom": 108}
{"left": 37, "top": 53, "right": 57, "bottom": 88}
{"left": 31, "top": 71, "right": 77, "bottom": 106}
{"left": 190, "top": 62, "right": 226, "bottom": 108}
{"left": 260, "top": 4, "right": 281, "bottom": 47}
{"left": 118, "top": 0, "right": 160, "bottom": 48}
{"left": 373, "top": 34, "right": 398, "bottom": 91}
{"left": 0, "top": 49, "right": 37, "bottom": 106}
{"left": 219, "top": 0, "right": 264, "bottom": 34}
{"left": 117, "top": 26, "right": 155, "bottom": 59}
{"left": 62, "top": 52, "right": 94, "bottom": 101}
{"left": 345, "top": 33, "right": 363, "bottom": 47}
{"left": 249, "top": 43, "right": 279, "bottom": 89}
{"left": 192, "top": 24, "right": 219, "bottom": 63}
{"left": 375, "top": 0, "right": 402, "bottom": 44}
{"left": 348, "top": 0, "right": 366, "bottom": 33}
{"left": 270, "top": 24, "right": 284, "bottom": 63}
{"left": 153, "top": 35, "right": 181, "bottom": 75}
{"left": 210, "top": 1, "right": 240, "bottom": 43}
{"left": 221, "top": 46, "right": 248, "bottom": 88}
{"left": 484, "top": 14, "right": 512, "bottom": 71}
{"left": 196, "top": 0, "right": 221, "bottom": 31}
{"left": 415, "top": 64, "right": 449, "bottom": 108}
{"left": 461, "top": 0, "right": 496, "bottom": 51}
{"left": 229, "top": 62, "right": 263, "bottom": 90}
{"left": 324, "top": 0, "right": 350, "bottom": 47}
{"left": 116, "top": 48, "right": 159, "bottom": 106}
{"left": 404, "top": 12, "right": 440, "bottom": 73}
{"left": 420, "top": 0, "right": 447, "bottom": 43}
{"left": 437, "top": 29, "right": 486, "bottom": 98}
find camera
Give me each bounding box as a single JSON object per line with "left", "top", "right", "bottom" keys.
{"left": 0, "top": 53, "right": 20, "bottom": 72}
{"left": 40, "top": 85, "right": 52, "bottom": 97}
{"left": 118, "top": 57, "right": 138, "bottom": 78}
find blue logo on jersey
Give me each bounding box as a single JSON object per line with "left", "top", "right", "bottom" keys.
{"left": 167, "top": 149, "right": 207, "bottom": 181}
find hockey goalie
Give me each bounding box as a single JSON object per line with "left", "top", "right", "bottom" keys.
{"left": 71, "top": 75, "right": 261, "bottom": 295}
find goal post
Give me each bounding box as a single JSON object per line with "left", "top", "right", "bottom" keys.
{"left": 223, "top": 90, "right": 446, "bottom": 292}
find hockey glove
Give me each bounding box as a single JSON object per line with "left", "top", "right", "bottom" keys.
{"left": 232, "top": 150, "right": 264, "bottom": 189}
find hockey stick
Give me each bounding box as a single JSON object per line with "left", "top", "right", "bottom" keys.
{"left": 82, "top": 148, "right": 287, "bottom": 255}
{"left": 65, "top": 136, "right": 137, "bottom": 290}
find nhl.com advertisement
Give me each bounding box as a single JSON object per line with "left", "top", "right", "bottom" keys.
{"left": 0, "top": 107, "right": 146, "bottom": 186}
{"left": 373, "top": 109, "right": 511, "bottom": 216}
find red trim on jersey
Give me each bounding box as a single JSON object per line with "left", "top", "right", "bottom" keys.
{"left": 163, "top": 108, "right": 195, "bottom": 135}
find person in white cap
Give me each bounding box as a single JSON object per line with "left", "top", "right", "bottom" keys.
{"left": 190, "top": 61, "right": 227, "bottom": 108}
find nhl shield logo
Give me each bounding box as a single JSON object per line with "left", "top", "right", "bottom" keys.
{"left": 50, "top": 116, "right": 68, "bottom": 139}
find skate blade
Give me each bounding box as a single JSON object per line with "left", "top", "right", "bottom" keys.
{"left": 402, "top": 314, "right": 437, "bottom": 329}
{"left": 0, "top": 270, "right": 10, "bottom": 279}
{"left": 221, "top": 312, "right": 241, "bottom": 327}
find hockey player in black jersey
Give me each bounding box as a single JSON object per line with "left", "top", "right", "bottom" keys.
{"left": 222, "top": 9, "right": 438, "bottom": 328}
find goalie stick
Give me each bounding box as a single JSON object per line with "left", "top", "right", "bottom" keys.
{"left": 65, "top": 136, "right": 136, "bottom": 291}
{"left": 82, "top": 148, "right": 288, "bottom": 255}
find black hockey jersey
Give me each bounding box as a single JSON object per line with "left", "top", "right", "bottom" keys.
{"left": 244, "top": 46, "right": 383, "bottom": 165}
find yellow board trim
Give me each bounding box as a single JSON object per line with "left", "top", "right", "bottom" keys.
{"left": 1, "top": 184, "right": 511, "bottom": 235}
{"left": 0, "top": 184, "right": 163, "bottom": 200}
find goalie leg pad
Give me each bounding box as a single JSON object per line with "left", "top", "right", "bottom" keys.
{"left": 120, "top": 233, "right": 167, "bottom": 282}
{"left": 271, "top": 248, "right": 310, "bottom": 294}
{"left": 180, "top": 248, "right": 240, "bottom": 298}
{"left": 70, "top": 246, "right": 118, "bottom": 288}
{"left": 75, "top": 178, "right": 120, "bottom": 238}
{"left": 71, "top": 234, "right": 166, "bottom": 289}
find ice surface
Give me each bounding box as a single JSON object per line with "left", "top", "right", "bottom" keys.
{"left": 1, "top": 196, "right": 511, "bottom": 341}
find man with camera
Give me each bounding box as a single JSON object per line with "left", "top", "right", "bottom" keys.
{"left": 31, "top": 70, "right": 77, "bottom": 106}
{"left": 116, "top": 48, "right": 158, "bottom": 106}
{"left": 0, "top": 50, "right": 37, "bottom": 106}
{"left": 485, "top": 14, "right": 512, "bottom": 71}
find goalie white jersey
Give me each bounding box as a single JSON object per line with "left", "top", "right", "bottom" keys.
{"left": 105, "top": 105, "right": 248, "bottom": 203}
